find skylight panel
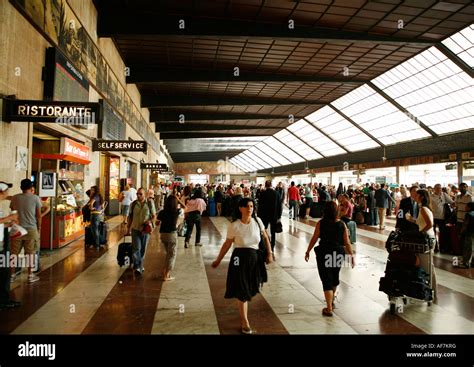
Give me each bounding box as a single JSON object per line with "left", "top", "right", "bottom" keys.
{"left": 265, "top": 137, "right": 304, "bottom": 163}
{"left": 373, "top": 47, "right": 474, "bottom": 135}
{"left": 254, "top": 143, "right": 291, "bottom": 166}
{"left": 442, "top": 24, "right": 474, "bottom": 67}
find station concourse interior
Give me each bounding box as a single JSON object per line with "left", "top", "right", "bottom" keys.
{"left": 0, "top": 0, "right": 473, "bottom": 336}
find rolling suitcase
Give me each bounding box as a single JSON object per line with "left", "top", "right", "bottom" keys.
{"left": 117, "top": 236, "right": 133, "bottom": 267}
{"left": 209, "top": 198, "right": 216, "bottom": 217}
{"left": 85, "top": 226, "right": 94, "bottom": 246}
{"left": 447, "top": 224, "right": 461, "bottom": 255}
{"left": 310, "top": 202, "right": 322, "bottom": 218}
{"left": 299, "top": 203, "right": 307, "bottom": 218}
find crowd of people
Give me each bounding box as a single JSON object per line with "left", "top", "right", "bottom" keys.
{"left": 0, "top": 177, "right": 472, "bottom": 334}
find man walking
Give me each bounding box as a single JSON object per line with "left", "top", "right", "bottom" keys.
{"left": 257, "top": 180, "right": 280, "bottom": 255}
{"left": 127, "top": 187, "right": 156, "bottom": 276}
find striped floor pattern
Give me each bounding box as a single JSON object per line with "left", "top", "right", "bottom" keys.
{"left": 1, "top": 214, "right": 472, "bottom": 335}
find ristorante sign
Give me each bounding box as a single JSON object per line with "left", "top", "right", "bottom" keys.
{"left": 92, "top": 140, "right": 147, "bottom": 152}
{"left": 2, "top": 99, "right": 102, "bottom": 124}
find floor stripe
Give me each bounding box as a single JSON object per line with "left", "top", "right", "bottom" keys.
{"left": 151, "top": 230, "right": 220, "bottom": 334}
{"left": 275, "top": 229, "right": 425, "bottom": 334}
{"left": 11, "top": 227, "right": 127, "bottom": 334}
{"left": 83, "top": 229, "right": 165, "bottom": 334}
{"left": 279, "top": 217, "right": 474, "bottom": 332}
{"left": 286, "top": 217, "right": 474, "bottom": 297}
{"left": 210, "top": 217, "right": 356, "bottom": 334}
{"left": 11, "top": 217, "right": 123, "bottom": 289}
{"left": 0, "top": 225, "right": 123, "bottom": 334}
{"left": 206, "top": 217, "right": 289, "bottom": 334}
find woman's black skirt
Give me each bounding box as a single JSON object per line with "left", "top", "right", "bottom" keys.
{"left": 224, "top": 248, "right": 265, "bottom": 302}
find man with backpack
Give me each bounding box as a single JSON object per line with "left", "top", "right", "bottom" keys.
{"left": 127, "top": 187, "right": 156, "bottom": 276}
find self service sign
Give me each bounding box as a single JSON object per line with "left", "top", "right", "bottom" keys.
{"left": 92, "top": 140, "right": 147, "bottom": 152}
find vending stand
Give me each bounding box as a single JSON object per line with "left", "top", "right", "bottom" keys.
{"left": 34, "top": 138, "right": 90, "bottom": 250}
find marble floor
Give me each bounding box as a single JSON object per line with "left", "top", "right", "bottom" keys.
{"left": 1, "top": 213, "right": 472, "bottom": 335}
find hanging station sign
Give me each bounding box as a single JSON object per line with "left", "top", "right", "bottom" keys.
{"left": 2, "top": 99, "right": 102, "bottom": 124}
{"left": 140, "top": 163, "right": 168, "bottom": 171}
{"left": 92, "top": 140, "right": 147, "bottom": 152}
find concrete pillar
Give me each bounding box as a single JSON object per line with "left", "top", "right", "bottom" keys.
{"left": 457, "top": 159, "right": 463, "bottom": 185}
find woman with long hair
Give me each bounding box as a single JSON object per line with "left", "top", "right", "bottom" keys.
{"left": 184, "top": 189, "right": 206, "bottom": 248}
{"left": 305, "top": 201, "right": 355, "bottom": 316}
{"left": 212, "top": 198, "right": 273, "bottom": 334}
{"left": 157, "top": 195, "right": 181, "bottom": 280}
{"left": 89, "top": 186, "right": 104, "bottom": 249}
{"left": 405, "top": 189, "right": 438, "bottom": 297}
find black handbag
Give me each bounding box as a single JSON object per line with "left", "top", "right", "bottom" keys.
{"left": 444, "top": 203, "right": 456, "bottom": 224}
{"left": 275, "top": 220, "right": 283, "bottom": 233}
{"left": 254, "top": 218, "right": 268, "bottom": 285}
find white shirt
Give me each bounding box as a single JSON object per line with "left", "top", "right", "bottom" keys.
{"left": 430, "top": 192, "right": 453, "bottom": 220}
{"left": 129, "top": 187, "right": 137, "bottom": 202}
{"left": 416, "top": 206, "right": 435, "bottom": 238}
{"left": 455, "top": 192, "right": 473, "bottom": 223}
{"left": 226, "top": 217, "right": 264, "bottom": 250}
{"left": 121, "top": 190, "right": 133, "bottom": 206}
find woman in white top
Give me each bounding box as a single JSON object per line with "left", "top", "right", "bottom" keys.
{"left": 406, "top": 189, "right": 437, "bottom": 297}
{"left": 212, "top": 198, "right": 273, "bottom": 334}
{"left": 119, "top": 185, "right": 133, "bottom": 225}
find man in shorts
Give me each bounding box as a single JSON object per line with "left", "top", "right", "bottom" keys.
{"left": 10, "top": 179, "right": 42, "bottom": 283}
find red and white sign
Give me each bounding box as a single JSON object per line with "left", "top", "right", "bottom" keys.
{"left": 60, "top": 137, "right": 89, "bottom": 161}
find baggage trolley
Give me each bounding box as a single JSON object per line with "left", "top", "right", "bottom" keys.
{"left": 380, "top": 232, "right": 436, "bottom": 314}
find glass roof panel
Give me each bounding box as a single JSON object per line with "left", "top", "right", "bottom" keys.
{"left": 275, "top": 127, "right": 322, "bottom": 160}
{"left": 442, "top": 24, "right": 474, "bottom": 67}
{"left": 372, "top": 47, "right": 474, "bottom": 135}
{"left": 265, "top": 137, "right": 304, "bottom": 163}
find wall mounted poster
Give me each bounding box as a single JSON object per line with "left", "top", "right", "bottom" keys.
{"left": 109, "top": 157, "right": 120, "bottom": 200}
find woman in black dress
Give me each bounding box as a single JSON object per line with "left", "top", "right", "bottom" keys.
{"left": 212, "top": 198, "right": 273, "bottom": 334}
{"left": 305, "top": 201, "right": 355, "bottom": 316}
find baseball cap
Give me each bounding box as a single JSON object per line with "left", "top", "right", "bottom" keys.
{"left": 0, "top": 181, "right": 13, "bottom": 192}
{"left": 20, "top": 178, "right": 33, "bottom": 191}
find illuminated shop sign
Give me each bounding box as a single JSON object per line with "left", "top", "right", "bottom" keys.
{"left": 2, "top": 99, "right": 102, "bottom": 124}
{"left": 60, "top": 137, "right": 90, "bottom": 161}
{"left": 92, "top": 140, "right": 147, "bottom": 152}
{"left": 140, "top": 163, "right": 168, "bottom": 171}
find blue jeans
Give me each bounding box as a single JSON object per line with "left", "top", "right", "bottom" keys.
{"left": 369, "top": 208, "right": 378, "bottom": 226}
{"left": 132, "top": 229, "right": 150, "bottom": 271}
{"left": 91, "top": 214, "right": 101, "bottom": 247}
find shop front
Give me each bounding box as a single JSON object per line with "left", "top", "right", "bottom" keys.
{"left": 92, "top": 139, "right": 148, "bottom": 216}
{"left": 32, "top": 135, "right": 90, "bottom": 249}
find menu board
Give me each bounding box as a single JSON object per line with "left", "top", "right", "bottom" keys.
{"left": 44, "top": 48, "right": 89, "bottom": 103}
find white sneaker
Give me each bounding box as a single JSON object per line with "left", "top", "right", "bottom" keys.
{"left": 10, "top": 274, "right": 16, "bottom": 283}
{"left": 28, "top": 274, "right": 40, "bottom": 283}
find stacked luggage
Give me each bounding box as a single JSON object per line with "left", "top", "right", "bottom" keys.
{"left": 379, "top": 230, "right": 435, "bottom": 314}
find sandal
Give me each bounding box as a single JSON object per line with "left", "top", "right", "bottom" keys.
{"left": 241, "top": 327, "right": 256, "bottom": 334}
{"left": 322, "top": 307, "right": 333, "bottom": 317}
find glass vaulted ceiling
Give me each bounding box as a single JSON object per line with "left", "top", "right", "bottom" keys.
{"left": 233, "top": 24, "right": 474, "bottom": 172}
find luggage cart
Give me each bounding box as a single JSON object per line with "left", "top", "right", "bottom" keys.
{"left": 380, "top": 233, "right": 436, "bottom": 314}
